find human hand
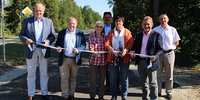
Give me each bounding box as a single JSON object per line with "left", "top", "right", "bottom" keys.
{"left": 25, "top": 38, "right": 33, "bottom": 45}
{"left": 73, "top": 48, "right": 78, "bottom": 54}
{"left": 42, "top": 40, "right": 49, "bottom": 47}
{"left": 56, "top": 47, "right": 62, "bottom": 53}
{"left": 107, "top": 46, "right": 115, "bottom": 54}
{"left": 121, "top": 48, "right": 128, "bottom": 57}
{"left": 151, "top": 56, "right": 156, "bottom": 62}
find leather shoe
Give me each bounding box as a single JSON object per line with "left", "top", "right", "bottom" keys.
{"left": 69, "top": 95, "right": 75, "bottom": 100}
{"left": 41, "top": 95, "right": 50, "bottom": 100}
{"left": 166, "top": 94, "right": 172, "bottom": 99}
{"left": 158, "top": 93, "right": 162, "bottom": 97}
{"left": 27, "top": 96, "right": 35, "bottom": 100}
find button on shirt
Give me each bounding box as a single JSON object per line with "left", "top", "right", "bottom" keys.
{"left": 34, "top": 17, "right": 44, "bottom": 43}
{"left": 140, "top": 31, "right": 151, "bottom": 57}
{"left": 104, "top": 24, "right": 112, "bottom": 36}
{"left": 64, "top": 29, "right": 76, "bottom": 57}
{"left": 153, "top": 25, "right": 180, "bottom": 50}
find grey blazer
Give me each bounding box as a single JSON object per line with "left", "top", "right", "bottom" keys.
{"left": 19, "top": 16, "right": 56, "bottom": 59}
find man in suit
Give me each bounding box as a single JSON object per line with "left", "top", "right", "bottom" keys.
{"left": 55, "top": 16, "right": 86, "bottom": 100}
{"left": 102, "top": 11, "right": 115, "bottom": 36}
{"left": 153, "top": 14, "right": 180, "bottom": 99}
{"left": 102, "top": 11, "right": 115, "bottom": 92}
{"left": 132, "top": 16, "right": 163, "bottom": 100}
{"left": 19, "top": 2, "right": 56, "bottom": 100}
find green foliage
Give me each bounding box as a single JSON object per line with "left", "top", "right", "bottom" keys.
{"left": 4, "top": 0, "right": 102, "bottom": 34}
{"left": 110, "top": 0, "right": 200, "bottom": 67}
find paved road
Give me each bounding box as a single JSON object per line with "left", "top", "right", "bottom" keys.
{"left": 0, "top": 50, "right": 144, "bottom": 100}
{"left": 0, "top": 30, "right": 172, "bottom": 100}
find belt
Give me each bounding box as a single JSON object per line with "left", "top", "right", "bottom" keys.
{"left": 163, "top": 49, "right": 174, "bottom": 53}
{"left": 64, "top": 56, "right": 75, "bottom": 58}
{"left": 36, "top": 45, "right": 43, "bottom": 48}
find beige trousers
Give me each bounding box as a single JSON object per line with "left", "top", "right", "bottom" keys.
{"left": 59, "top": 57, "right": 78, "bottom": 98}
{"left": 157, "top": 51, "right": 175, "bottom": 95}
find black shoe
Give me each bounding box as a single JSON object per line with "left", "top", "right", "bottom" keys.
{"left": 111, "top": 96, "right": 117, "bottom": 100}
{"left": 42, "top": 95, "right": 50, "bottom": 100}
{"left": 90, "top": 97, "right": 95, "bottom": 100}
{"left": 27, "top": 96, "right": 35, "bottom": 100}
{"left": 99, "top": 98, "right": 104, "bottom": 100}
{"left": 69, "top": 95, "right": 75, "bottom": 100}
{"left": 158, "top": 93, "right": 162, "bottom": 97}
{"left": 166, "top": 94, "right": 172, "bottom": 99}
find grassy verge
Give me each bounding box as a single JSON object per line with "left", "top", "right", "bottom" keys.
{"left": 0, "top": 42, "right": 25, "bottom": 66}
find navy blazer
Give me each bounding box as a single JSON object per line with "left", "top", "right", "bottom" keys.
{"left": 19, "top": 16, "right": 56, "bottom": 59}
{"left": 133, "top": 31, "right": 163, "bottom": 65}
{"left": 55, "top": 28, "right": 86, "bottom": 66}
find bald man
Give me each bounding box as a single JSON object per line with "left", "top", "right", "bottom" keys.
{"left": 19, "top": 2, "right": 56, "bottom": 100}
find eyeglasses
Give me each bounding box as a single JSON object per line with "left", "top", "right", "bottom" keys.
{"left": 96, "top": 26, "right": 103, "bottom": 28}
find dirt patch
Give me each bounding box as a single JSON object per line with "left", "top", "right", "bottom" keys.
{"left": 171, "top": 69, "right": 200, "bottom": 100}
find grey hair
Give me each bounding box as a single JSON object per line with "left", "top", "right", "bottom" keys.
{"left": 95, "top": 21, "right": 104, "bottom": 27}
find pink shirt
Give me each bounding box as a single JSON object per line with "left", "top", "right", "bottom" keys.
{"left": 140, "top": 31, "right": 151, "bottom": 57}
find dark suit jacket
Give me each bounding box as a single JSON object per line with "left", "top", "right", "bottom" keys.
{"left": 55, "top": 29, "right": 86, "bottom": 66}
{"left": 19, "top": 16, "right": 56, "bottom": 59}
{"left": 133, "top": 31, "right": 163, "bottom": 65}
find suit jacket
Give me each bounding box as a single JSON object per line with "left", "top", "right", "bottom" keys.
{"left": 133, "top": 31, "right": 163, "bottom": 65}
{"left": 55, "top": 28, "right": 86, "bottom": 66}
{"left": 19, "top": 16, "right": 56, "bottom": 59}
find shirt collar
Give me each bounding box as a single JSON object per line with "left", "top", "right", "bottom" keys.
{"left": 143, "top": 30, "right": 151, "bottom": 35}
{"left": 104, "top": 24, "right": 111, "bottom": 27}
{"left": 66, "top": 28, "right": 76, "bottom": 34}
{"left": 159, "top": 25, "right": 169, "bottom": 30}
{"left": 34, "top": 16, "right": 44, "bottom": 21}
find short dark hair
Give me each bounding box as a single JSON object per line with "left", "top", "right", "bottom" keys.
{"left": 103, "top": 12, "right": 112, "bottom": 17}
{"left": 114, "top": 15, "right": 125, "bottom": 22}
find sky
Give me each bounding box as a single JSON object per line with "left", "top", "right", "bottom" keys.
{"left": 74, "top": 0, "right": 113, "bottom": 17}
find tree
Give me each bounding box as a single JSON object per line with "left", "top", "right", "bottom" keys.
{"left": 5, "top": 0, "right": 31, "bottom": 35}
{"left": 109, "top": 0, "right": 200, "bottom": 67}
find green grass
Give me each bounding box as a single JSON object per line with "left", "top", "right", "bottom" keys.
{"left": 195, "top": 64, "right": 200, "bottom": 70}
{"left": 0, "top": 42, "right": 25, "bottom": 66}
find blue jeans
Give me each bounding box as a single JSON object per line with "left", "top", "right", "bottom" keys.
{"left": 108, "top": 60, "right": 130, "bottom": 99}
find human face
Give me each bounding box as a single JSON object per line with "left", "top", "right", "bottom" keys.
{"left": 34, "top": 4, "right": 45, "bottom": 20}
{"left": 95, "top": 24, "right": 103, "bottom": 34}
{"left": 115, "top": 19, "right": 123, "bottom": 31}
{"left": 103, "top": 14, "right": 112, "bottom": 25}
{"left": 159, "top": 15, "right": 169, "bottom": 26}
{"left": 142, "top": 20, "right": 153, "bottom": 33}
{"left": 67, "top": 18, "right": 77, "bottom": 32}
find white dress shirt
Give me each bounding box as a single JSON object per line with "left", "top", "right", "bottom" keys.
{"left": 64, "top": 29, "right": 76, "bottom": 57}
{"left": 153, "top": 25, "right": 180, "bottom": 50}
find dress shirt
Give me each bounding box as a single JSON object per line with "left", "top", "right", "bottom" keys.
{"left": 104, "top": 24, "right": 112, "bottom": 36}
{"left": 34, "top": 17, "right": 44, "bottom": 43}
{"left": 64, "top": 29, "right": 76, "bottom": 57}
{"left": 153, "top": 25, "right": 180, "bottom": 50}
{"left": 140, "top": 31, "right": 151, "bottom": 57}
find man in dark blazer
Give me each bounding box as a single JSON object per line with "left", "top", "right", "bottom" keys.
{"left": 55, "top": 16, "right": 86, "bottom": 100}
{"left": 102, "top": 11, "right": 115, "bottom": 92}
{"left": 19, "top": 3, "right": 55, "bottom": 100}
{"left": 132, "top": 16, "right": 163, "bottom": 100}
